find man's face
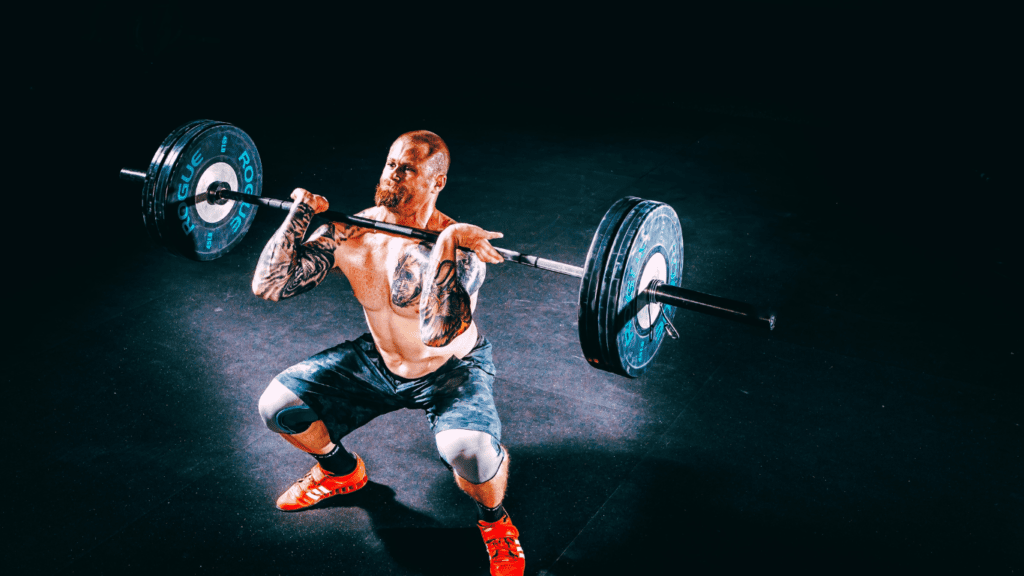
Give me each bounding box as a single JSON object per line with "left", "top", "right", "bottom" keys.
{"left": 376, "top": 138, "right": 444, "bottom": 210}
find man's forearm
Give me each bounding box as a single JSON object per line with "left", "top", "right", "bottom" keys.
{"left": 252, "top": 203, "right": 318, "bottom": 301}
{"left": 420, "top": 229, "right": 473, "bottom": 347}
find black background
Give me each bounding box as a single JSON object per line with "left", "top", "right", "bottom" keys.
{"left": 6, "top": 4, "right": 1022, "bottom": 574}
{"left": 11, "top": 3, "right": 1020, "bottom": 317}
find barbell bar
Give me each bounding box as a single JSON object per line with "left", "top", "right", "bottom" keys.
{"left": 121, "top": 120, "right": 775, "bottom": 378}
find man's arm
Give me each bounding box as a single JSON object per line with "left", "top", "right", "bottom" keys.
{"left": 419, "top": 223, "right": 503, "bottom": 347}
{"left": 252, "top": 189, "right": 343, "bottom": 302}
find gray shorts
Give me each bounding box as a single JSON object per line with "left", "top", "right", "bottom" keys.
{"left": 274, "top": 333, "right": 501, "bottom": 444}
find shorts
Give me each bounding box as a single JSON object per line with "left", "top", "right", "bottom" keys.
{"left": 274, "top": 333, "right": 501, "bottom": 445}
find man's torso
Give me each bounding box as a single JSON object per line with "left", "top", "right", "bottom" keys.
{"left": 329, "top": 206, "right": 478, "bottom": 378}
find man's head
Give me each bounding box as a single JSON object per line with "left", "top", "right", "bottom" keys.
{"left": 375, "top": 131, "right": 450, "bottom": 211}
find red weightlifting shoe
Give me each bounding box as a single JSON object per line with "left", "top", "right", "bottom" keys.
{"left": 275, "top": 454, "right": 368, "bottom": 511}
{"left": 478, "top": 513, "right": 525, "bottom": 576}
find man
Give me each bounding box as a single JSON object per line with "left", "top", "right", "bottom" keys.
{"left": 252, "top": 130, "right": 524, "bottom": 576}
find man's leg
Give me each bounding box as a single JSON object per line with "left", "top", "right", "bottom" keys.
{"left": 417, "top": 335, "right": 524, "bottom": 574}
{"left": 258, "top": 379, "right": 367, "bottom": 510}
{"left": 454, "top": 448, "right": 509, "bottom": 509}
{"left": 436, "top": 429, "right": 524, "bottom": 575}
{"left": 259, "top": 379, "right": 355, "bottom": 463}
{"left": 436, "top": 428, "right": 508, "bottom": 509}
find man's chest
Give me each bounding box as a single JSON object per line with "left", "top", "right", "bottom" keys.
{"left": 337, "top": 236, "right": 430, "bottom": 314}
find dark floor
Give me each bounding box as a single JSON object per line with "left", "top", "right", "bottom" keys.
{"left": 7, "top": 6, "right": 1023, "bottom": 576}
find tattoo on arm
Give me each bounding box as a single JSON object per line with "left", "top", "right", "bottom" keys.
{"left": 457, "top": 251, "right": 486, "bottom": 294}
{"left": 280, "top": 226, "right": 337, "bottom": 298}
{"left": 420, "top": 259, "right": 472, "bottom": 347}
{"left": 252, "top": 205, "right": 343, "bottom": 301}
{"left": 418, "top": 237, "right": 487, "bottom": 347}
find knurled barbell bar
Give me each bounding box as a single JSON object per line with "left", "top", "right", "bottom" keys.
{"left": 121, "top": 120, "right": 776, "bottom": 378}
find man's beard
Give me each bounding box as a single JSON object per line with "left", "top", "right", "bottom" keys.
{"left": 375, "top": 182, "right": 407, "bottom": 208}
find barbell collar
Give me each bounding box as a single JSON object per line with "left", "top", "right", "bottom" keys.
{"left": 647, "top": 280, "right": 776, "bottom": 331}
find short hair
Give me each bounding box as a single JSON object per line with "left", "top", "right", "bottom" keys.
{"left": 398, "top": 130, "right": 450, "bottom": 176}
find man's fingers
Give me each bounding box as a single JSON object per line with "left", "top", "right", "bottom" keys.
{"left": 289, "top": 188, "right": 329, "bottom": 213}
{"left": 488, "top": 236, "right": 505, "bottom": 263}
{"left": 312, "top": 196, "right": 330, "bottom": 213}
{"left": 478, "top": 241, "right": 504, "bottom": 264}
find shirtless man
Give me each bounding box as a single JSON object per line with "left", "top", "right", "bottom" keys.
{"left": 252, "top": 131, "right": 525, "bottom": 576}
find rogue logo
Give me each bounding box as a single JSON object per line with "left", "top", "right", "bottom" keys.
{"left": 231, "top": 150, "right": 256, "bottom": 232}
{"left": 177, "top": 149, "right": 204, "bottom": 234}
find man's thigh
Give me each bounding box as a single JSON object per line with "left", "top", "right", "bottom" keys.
{"left": 274, "top": 334, "right": 404, "bottom": 442}
{"left": 420, "top": 336, "right": 502, "bottom": 442}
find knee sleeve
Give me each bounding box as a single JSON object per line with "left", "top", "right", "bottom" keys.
{"left": 258, "top": 379, "right": 318, "bottom": 434}
{"left": 435, "top": 429, "right": 504, "bottom": 484}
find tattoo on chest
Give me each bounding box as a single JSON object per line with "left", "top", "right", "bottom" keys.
{"left": 391, "top": 245, "right": 429, "bottom": 307}
{"left": 391, "top": 244, "right": 485, "bottom": 309}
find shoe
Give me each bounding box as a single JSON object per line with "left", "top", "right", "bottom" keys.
{"left": 478, "top": 513, "right": 525, "bottom": 576}
{"left": 275, "top": 454, "right": 368, "bottom": 511}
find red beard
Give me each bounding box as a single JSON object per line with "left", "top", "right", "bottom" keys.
{"left": 375, "top": 182, "right": 407, "bottom": 208}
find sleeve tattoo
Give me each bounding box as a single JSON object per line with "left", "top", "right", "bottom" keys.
{"left": 418, "top": 242, "right": 487, "bottom": 347}
{"left": 252, "top": 204, "right": 344, "bottom": 301}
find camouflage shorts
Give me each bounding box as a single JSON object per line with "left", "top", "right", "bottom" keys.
{"left": 274, "top": 333, "right": 501, "bottom": 444}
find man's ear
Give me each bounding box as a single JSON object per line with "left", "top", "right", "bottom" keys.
{"left": 433, "top": 173, "right": 447, "bottom": 194}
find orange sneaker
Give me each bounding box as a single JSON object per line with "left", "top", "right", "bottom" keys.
{"left": 478, "top": 513, "right": 525, "bottom": 576}
{"left": 275, "top": 454, "right": 368, "bottom": 511}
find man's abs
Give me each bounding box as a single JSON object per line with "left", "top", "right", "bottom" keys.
{"left": 365, "top": 310, "right": 478, "bottom": 378}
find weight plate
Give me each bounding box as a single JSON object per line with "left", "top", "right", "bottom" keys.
{"left": 596, "top": 201, "right": 660, "bottom": 374}
{"left": 151, "top": 123, "right": 262, "bottom": 261}
{"left": 149, "top": 121, "right": 226, "bottom": 250}
{"left": 141, "top": 119, "right": 212, "bottom": 243}
{"left": 578, "top": 196, "right": 644, "bottom": 371}
{"left": 597, "top": 200, "right": 683, "bottom": 377}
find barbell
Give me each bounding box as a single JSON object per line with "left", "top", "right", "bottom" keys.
{"left": 120, "top": 120, "right": 775, "bottom": 378}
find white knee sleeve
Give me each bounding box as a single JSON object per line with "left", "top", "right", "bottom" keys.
{"left": 258, "top": 379, "right": 315, "bottom": 434}
{"left": 435, "top": 429, "right": 504, "bottom": 484}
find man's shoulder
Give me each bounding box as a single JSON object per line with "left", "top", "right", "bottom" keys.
{"left": 357, "top": 206, "right": 386, "bottom": 220}
{"left": 434, "top": 210, "right": 457, "bottom": 231}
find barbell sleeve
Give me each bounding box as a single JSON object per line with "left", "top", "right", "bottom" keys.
{"left": 647, "top": 280, "right": 776, "bottom": 330}
{"left": 120, "top": 168, "right": 147, "bottom": 183}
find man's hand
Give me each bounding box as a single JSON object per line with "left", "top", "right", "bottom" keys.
{"left": 291, "top": 188, "right": 330, "bottom": 214}
{"left": 445, "top": 223, "right": 504, "bottom": 265}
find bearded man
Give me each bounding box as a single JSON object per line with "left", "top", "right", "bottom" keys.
{"left": 253, "top": 130, "right": 524, "bottom": 576}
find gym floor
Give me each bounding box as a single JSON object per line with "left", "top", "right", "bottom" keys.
{"left": 8, "top": 7, "right": 1021, "bottom": 575}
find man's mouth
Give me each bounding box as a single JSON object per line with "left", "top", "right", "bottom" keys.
{"left": 375, "top": 182, "right": 406, "bottom": 208}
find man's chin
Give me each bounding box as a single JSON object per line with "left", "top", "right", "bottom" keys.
{"left": 375, "top": 185, "right": 405, "bottom": 208}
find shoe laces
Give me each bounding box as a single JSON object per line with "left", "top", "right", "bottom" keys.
{"left": 485, "top": 536, "right": 523, "bottom": 561}
{"left": 297, "top": 468, "right": 321, "bottom": 491}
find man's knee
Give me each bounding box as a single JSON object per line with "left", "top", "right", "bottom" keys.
{"left": 436, "top": 429, "right": 505, "bottom": 484}
{"left": 258, "top": 379, "right": 318, "bottom": 434}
